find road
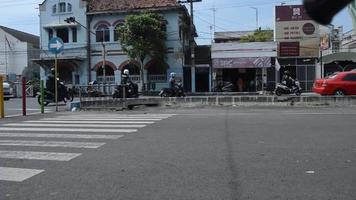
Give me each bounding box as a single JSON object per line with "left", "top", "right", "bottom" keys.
{"left": 4, "top": 97, "right": 67, "bottom": 117}
{"left": 0, "top": 106, "right": 355, "bottom": 199}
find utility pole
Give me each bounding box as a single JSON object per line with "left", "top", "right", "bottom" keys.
{"left": 251, "top": 7, "right": 259, "bottom": 30}
{"left": 65, "top": 17, "right": 106, "bottom": 85}
{"left": 178, "top": 0, "right": 202, "bottom": 93}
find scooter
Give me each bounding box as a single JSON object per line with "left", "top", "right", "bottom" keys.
{"left": 37, "top": 82, "right": 74, "bottom": 106}
{"left": 112, "top": 82, "right": 139, "bottom": 99}
{"left": 159, "top": 82, "right": 185, "bottom": 97}
{"left": 274, "top": 80, "right": 302, "bottom": 96}
{"left": 213, "top": 81, "right": 235, "bottom": 92}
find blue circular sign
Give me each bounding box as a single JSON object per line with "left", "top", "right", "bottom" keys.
{"left": 48, "top": 37, "right": 64, "bottom": 55}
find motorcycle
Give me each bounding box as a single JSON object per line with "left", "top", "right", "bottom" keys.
{"left": 159, "top": 82, "right": 185, "bottom": 97}
{"left": 112, "top": 82, "right": 139, "bottom": 99}
{"left": 37, "top": 82, "right": 74, "bottom": 106}
{"left": 274, "top": 80, "right": 302, "bottom": 96}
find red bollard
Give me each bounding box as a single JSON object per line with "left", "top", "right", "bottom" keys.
{"left": 22, "top": 77, "right": 26, "bottom": 116}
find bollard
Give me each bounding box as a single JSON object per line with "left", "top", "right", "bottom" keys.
{"left": 0, "top": 76, "right": 4, "bottom": 118}
{"left": 22, "top": 77, "right": 26, "bottom": 116}
{"left": 40, "top": 80, "right": 44, "bottom": 114}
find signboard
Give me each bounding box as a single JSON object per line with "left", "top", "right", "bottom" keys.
{"left": 213, "top": 57, "right": 271, "bottom": 69}
{"left": 48, "top": 37, "right": 64, "bottom": 55}
{"left": 275, "top": 5, "right": 319, "bottom": 57}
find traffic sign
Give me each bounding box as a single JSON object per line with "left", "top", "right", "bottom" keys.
{"left": 48, "top": 37, "right": 64, "bottom": 55}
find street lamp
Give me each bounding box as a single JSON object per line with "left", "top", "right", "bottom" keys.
{"left": 250, "top": 7, "right": 259, "bottom": 30}
{"left": 64, "top": 17, "right": 107, "bottom": 90}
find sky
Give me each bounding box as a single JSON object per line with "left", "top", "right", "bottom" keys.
{"left": 0, "top": 0, "right": 353, "bottom": 45}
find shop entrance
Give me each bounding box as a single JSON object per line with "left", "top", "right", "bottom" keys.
{"left": 222, "top": 68, "right": 257, "bottom": 92}
{"left": 196, "top": 67, "right": 209, "bottom": 92}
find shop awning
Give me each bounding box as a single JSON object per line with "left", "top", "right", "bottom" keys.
{"left": 323, "top": 52, "right": 356, "bottom": 64}
{"left": 32, "top": 57, "right": 85, "bottom": 68}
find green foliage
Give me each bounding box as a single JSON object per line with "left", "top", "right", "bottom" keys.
{"left": 117, "top": 12, "right": 167, "bottom": 64}
{"left": 240, "top": 29, "right": 273, "bottom": 42}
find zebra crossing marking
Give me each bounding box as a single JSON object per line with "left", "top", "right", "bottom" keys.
{"left": 39, "top": 118, "right": 163, "bottom": 121}
{"left": 0, "top": 133, "right": 124, "bottom": 140}
{"left": 3, "top": 123, "right": 146, "bottom": 128}
{"left": 0, "top": 127, "right": 137, "bottom": 133}
{"left": 0, "top": 167, "right": 44, "bottom": 182}
{"left": 0, "top": 151, "right": 81, "bottom": 161}
{"left": 0, "top": 140, "right": 105, "bottom": 149}
{"left": 25, "top": 120, "right": 155, "bottom": 124}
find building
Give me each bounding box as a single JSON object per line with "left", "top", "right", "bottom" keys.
{"left": 37, "top": 0, "right": 193, "bottom": 91}
{"left": 211, "top": 30, "right": 277, "bottom": 92}
{"left": 275, "top": 5, "right": 320, "bottom": 91}
{"left": 322, "top": 27, "right": 356, "bottom": 76}
{"left": 0, "top": 26, "right": 40, "bottom": 81}
{"left": 36, "top": 0, "right": 89, "bottom": 86}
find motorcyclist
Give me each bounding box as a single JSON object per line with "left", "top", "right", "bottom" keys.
{"left": 281, "top": 70, "right": 295, "bottom": 90}
{"left": 169, "top": 72, "right": 177, "bottom": 94}
{"left": 46, "top": 68, "right": 67, "bottom": 99}
{"left": 121, "top": 69, "right": 132, "bottom": 85}
{"left": 46, "top": 68, "right": 56, "bottom": 97}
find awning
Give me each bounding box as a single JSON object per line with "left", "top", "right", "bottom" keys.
{"left": 213, "top": 57, "right": 272, "bottom": 69}
{"left": 32, "top": 57, "right": 85, "bottom": 67}
{"left": 323, "top": 52, "right": 356, "bottom": 64}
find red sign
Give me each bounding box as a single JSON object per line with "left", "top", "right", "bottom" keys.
{"left": 279, "top": 42, "right": 300, "bottom": 57}
{"left": 276, "top": 5, "right": 312, "bottom": 21}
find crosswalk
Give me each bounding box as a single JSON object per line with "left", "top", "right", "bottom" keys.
{"left": 0, "top": 113, "right": 175, "bottom": 182}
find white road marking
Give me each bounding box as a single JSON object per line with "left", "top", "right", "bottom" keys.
{"left": 0, "top": 167, "right": 44, "bottom": 182}
{"left": 25, "top": 120, "right": 155, "bottom": 124}
{"left": 58, "top": 114, "right": 175, "bottom": 117}
{"left": 0, "top": 127, "right": 137, "bottom": 133}
{"left": 5, "top": 112, "right": 54, "bottom": 118}
{"left": 8, "top": 109, "right": 51, "bottom": 111}
{"left": 0, "top": 151, "right": 81, "bottom": 161}
{"left": 52, "top": 117, "right": 165, "bottom": 120}
{"left": 40, "top": 118, "right": 162, "bottom": 121}
{"left": 0, "top": 140, "right": 105, "bottom": 149}
{"left": 0, "top": 133, "right": 124, "bottom": 140}
{"left": 4, "top": 123, "right": 146, "bottom": 128}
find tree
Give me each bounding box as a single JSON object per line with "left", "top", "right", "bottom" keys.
{"left": 240, "top": 29, "right": 273, "bottom": 42}
{"left": 117, "top": 12, "right": 167, "bottom": 91}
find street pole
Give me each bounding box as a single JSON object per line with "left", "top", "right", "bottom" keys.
{"left": 55, "top": 54, "right": 58, "bottom": 112}
{"left": 320, "top": 49, "right": 323, "bottom": 78}
{"left": 0, "top": 76, "right": 4, "bottom": 118}
{"left": 251, "top": 7, "right": 258, "bottom": 29}
{"left": 102, "top": 42, "right": 106, "bottom": 94}
{"left": 190, "top": 0, "right": 196, "bottom": 93}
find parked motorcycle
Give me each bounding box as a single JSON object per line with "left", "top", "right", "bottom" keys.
{"left": 159, "top": 82, "right": 185, "bottom": 97}
{"left": 37, "top": 82, "right": 74, "bottom": 106}
{"left": 274, "top": 80, "right": 302, "bottom": 96}
{"left": 112, "top": 82, "right": 139, "bottom": 99}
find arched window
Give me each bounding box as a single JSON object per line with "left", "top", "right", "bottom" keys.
{"left": 52, "top": 4, "right": 57, "bottom": 13}
{"left": 114, "top": 23, "right": 124, "bottom": 42}
{"left": 59, "top": 2, "right": 66, "bottom": 13}
{"left": 146, "top": 60, "right": 168, "bottom": 83}
{"left": 96, "top": 24, "right": 110, "bottom": 42}
{"left": 67, "top": 3, "right": 72, "bottom": 12}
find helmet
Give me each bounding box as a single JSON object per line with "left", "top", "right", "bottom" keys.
{"left": 50, "top": 68, "right": 55, "bottom": 75}
{"left": 123, "top": 69, "right": 129, "bottom": 75}
{"left": 170, "top": 72, "right": 176, "bottom": 78}
{"left": 284, "top": 70, "right": 291, "bottom": 76}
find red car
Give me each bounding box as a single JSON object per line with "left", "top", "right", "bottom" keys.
{"left": 313, "top": 71, "right": 356, "bottom": 96}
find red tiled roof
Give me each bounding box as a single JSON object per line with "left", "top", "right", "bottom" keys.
{"left": 87, "top": 0, "right": 180, "bottom": 13}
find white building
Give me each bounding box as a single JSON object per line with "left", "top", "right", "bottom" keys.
{"left": 0, "top": 26, "right": 40, "bottom": 81}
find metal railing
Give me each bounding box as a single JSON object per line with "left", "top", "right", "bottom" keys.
{"left": 97, "top": 76, "right": 115, "bottom": 84}
{"left": 148, "top": 74, "right": 167, "bottom": 82}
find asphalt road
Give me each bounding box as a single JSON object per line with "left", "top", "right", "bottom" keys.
{"left": 4, "top": 97, "right": 68, "bottom": 117}
{"left": 0, "top": 106, "right": 355, "bottom": 200}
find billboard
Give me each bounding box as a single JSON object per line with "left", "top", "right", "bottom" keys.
{"left": 275, "top": 5, "right": 319, "bottom": 57}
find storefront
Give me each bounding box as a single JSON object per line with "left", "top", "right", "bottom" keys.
{"left": 212, "top": 42, "right": 277, "bottom": 92}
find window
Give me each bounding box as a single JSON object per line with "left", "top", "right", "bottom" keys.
{"left": 96, "top": 24, "right": 110, "bottom": 42}
{"left": 67, "top": 3, "right": 72, "bottom": 12}
{"left": 72, "top": 28, "right": 77, "bottom": 43}
{"left": 343, "top": 74, "right": 356, "bottom": 81}
{"left": 48, "top": 29, "right": 53, "bottom": 41}
{"left": 114, "top": 23, "right": 124, "bottom": 41}
{"left": 56, "top": 28, "right": 69, "bottom": 43}
{"left": 52, "top": 4, "right": 57, "bottom": 13}
{"left": 59, "top": 2, "right": 66, "bottom": 13}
